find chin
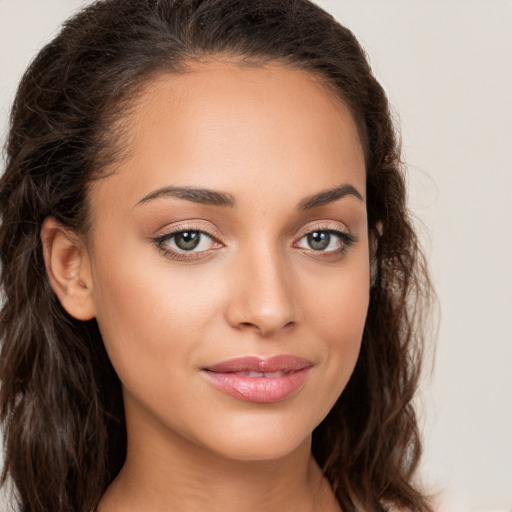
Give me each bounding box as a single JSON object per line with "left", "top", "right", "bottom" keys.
{"left": 187, "top": 412, "right": 316, "bottom": 463}
{"left": 210, "top": 435, "right": 310, "bottom": 463}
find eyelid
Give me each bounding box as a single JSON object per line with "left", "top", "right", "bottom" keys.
{"left": 151, "top": 221, "right": 224, "bottom": 262}
{"left": 293, "top": 221, "right": 357, "bottom": 254}
{"left": 153, "top": 220, "right": 223, "bottom": 241}
{"left": 152, "top": 219, "right": 356, "bottom": 262}
{"left": 295, "top": 220, "right": 352, "bottom": 239}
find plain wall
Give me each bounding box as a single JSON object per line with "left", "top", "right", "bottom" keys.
{"left": 1, "top": 1, "right": 511, "bottom": 511}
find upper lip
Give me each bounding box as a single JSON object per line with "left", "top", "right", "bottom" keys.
{"left": 204, "top": 355, "right": 314, "bottom": 373}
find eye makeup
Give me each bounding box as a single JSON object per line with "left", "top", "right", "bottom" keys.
{"left": 151, "top": 221, "right": 223, "bottom": 262}
{"left": 151, "top": 220, "right": 357, "bottom": 263}
{"left": 294, "top": 224, "right": 356, "bottom": 256}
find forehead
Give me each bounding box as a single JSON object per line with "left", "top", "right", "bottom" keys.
{"left": 90, "top": 61, "right": 366, "bottom": 213}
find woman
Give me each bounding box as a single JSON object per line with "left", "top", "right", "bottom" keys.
{"left": 0, "top": 1, "right": 432, "bottom": 511}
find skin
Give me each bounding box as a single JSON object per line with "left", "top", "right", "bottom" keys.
{"left": 42, "top": 61, "right": 369, "bottom": 512}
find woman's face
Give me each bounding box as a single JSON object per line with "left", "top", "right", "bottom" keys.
{"left": 85, "top": 62, "right": 369, "bottom": 461}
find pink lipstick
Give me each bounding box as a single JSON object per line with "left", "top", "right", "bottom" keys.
{"left": 202, "top": 355, "right": 313, "bottom": 403}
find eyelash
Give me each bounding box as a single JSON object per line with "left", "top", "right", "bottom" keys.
{"left": 152, "top": 223, "right": 357, "bottom": 262}
{"left": 293, "top": 226, "right": 356, "bottom": 256}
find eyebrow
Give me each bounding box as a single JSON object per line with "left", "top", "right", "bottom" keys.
{"left": 297, "top": 183, "right": 364, "bottom": 210}
{"left": 136, "top": 186, "right": 236, "bottom": 208}
{"left": 135, "top": 183, "right": 363, "bottom": 209}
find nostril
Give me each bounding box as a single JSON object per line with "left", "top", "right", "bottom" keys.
{"left": 235, "top": 319, "right": 296, "bottom": 336}
{"left": 239, "top": 322, "right": 256, "bottom": 329}
{"left": 224, "top": 269, "right": 298, "bottom": 335}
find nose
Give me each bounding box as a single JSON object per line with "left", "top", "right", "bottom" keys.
{"left": 225, "top": 247, "right": 299, "bottom": 337}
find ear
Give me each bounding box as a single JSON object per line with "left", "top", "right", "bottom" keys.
{"left": 41, "top": 217, "right": 96, "bottom": 321}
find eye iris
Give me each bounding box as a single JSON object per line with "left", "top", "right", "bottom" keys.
{"left": 175, "top": 231, "right": 201, "bottom": 250}
{"left": 307, "top": 231, "right": 330, "bottom": 250}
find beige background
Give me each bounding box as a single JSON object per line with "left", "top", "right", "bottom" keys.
{"left": 1, "top": 1, "right": 511, "bottom": 511}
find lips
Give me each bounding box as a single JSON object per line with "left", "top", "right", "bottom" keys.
{"left": 202, "top": 355, "right": 313, "bottom": 403}
{"left": 205, "top": 355, "right": 312, "bottom": 373}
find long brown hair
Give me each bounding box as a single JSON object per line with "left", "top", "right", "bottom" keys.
{"left": 0, "top": 1, "right": 433, "bottom": 511}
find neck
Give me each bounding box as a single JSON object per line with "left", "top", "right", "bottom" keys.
{"left": 97, "top": 394, "right": 340, "bottom": 512}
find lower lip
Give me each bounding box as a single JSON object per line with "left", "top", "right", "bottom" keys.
{"left": 202, "top": 368, "right": 311, "bottom": 403}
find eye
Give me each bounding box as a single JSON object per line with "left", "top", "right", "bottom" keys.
{"left": 153, "top": 228, "right": 222, "bottom": 260}
{"left": 295, "top": 228, "right": 356, "bottom": 254}
{"left": 169, "top": 231, "right": 208, "bottom": 251}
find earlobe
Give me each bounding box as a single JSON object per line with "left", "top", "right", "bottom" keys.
{"left": 41, "top": 217, "right": 96, "bottom": 321}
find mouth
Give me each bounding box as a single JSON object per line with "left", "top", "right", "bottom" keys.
{"left": 204, "top": 354, "right": 313, "bottom": 373}
{"left": 201, "top": 355, "right": 313, "bottom": 403}
{"left": 222, "top": 370, "right": 289, "bottom": 378}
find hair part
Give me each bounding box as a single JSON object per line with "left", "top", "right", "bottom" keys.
{"left": 0, "top": 1, "right": 433, "bottom": 511}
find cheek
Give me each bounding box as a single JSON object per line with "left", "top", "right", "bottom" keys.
{"left": 307, "top": 248, "right": 370, "bottom": 339}
{"left": 306, "top": 257, "right": 370, "bottom": 402}
{"left": 89, "top": 244, "right": 221, "bottom": 394}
